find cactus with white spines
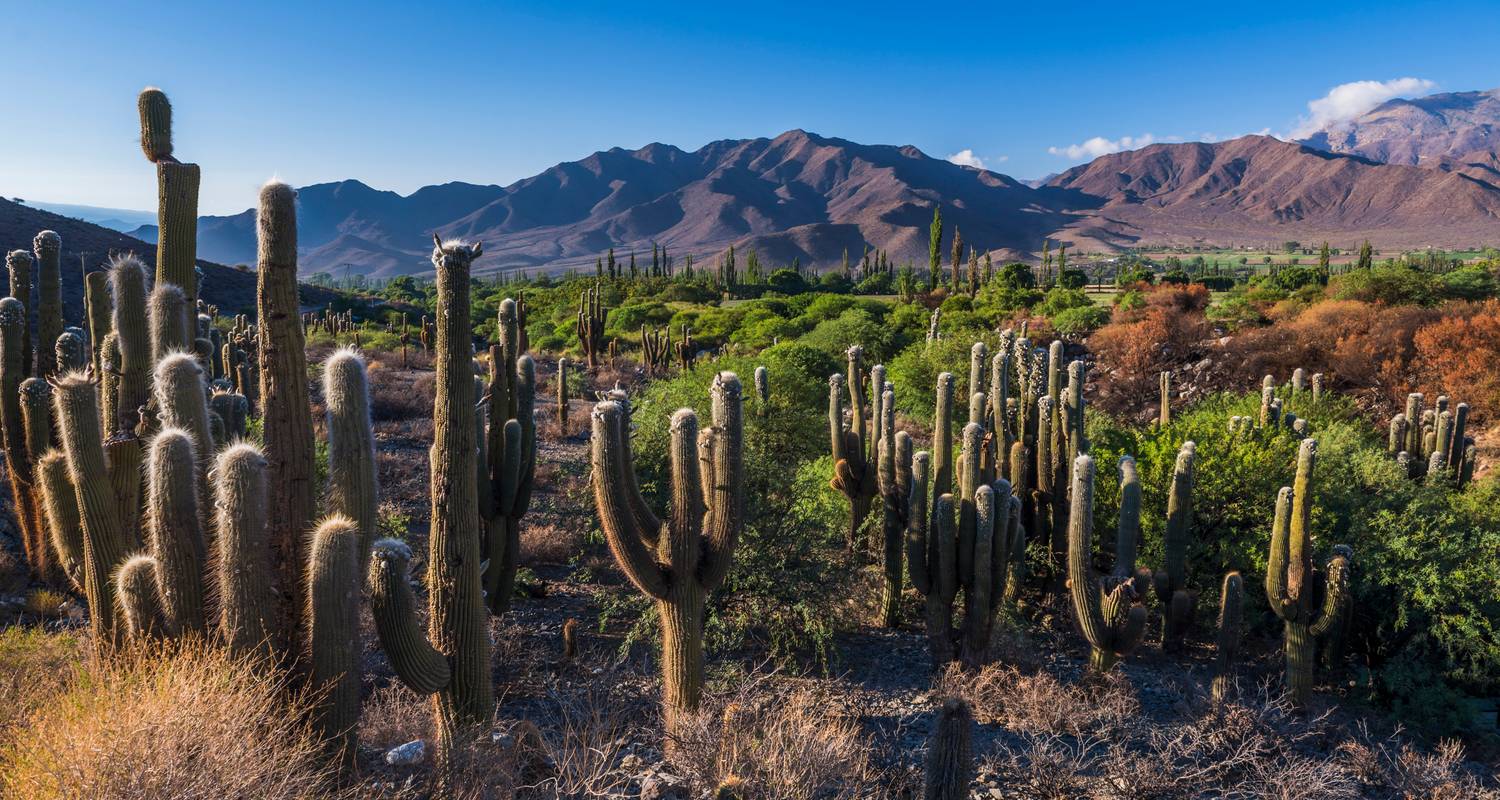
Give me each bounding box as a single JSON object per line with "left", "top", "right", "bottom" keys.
{"left": 1068, "top": 455, "right": 1148, "bottom": 672}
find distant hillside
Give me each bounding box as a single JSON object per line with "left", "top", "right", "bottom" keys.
{"left": 1043, "top": 135, "right": 1500, "bottom": 250}
{"left": 124, "top": 121, "right": 1500, "bottom": 277}
{"left": 1299, "top": 89, "right": 1500, "bottom": 168}
{"left": 0, "top": 197, "right": 335, "bottom": 323}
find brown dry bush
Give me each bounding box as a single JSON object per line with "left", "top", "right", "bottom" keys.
{"left": 1412, "top": 299, "right": 1500, "bottom": 422}
{"left": 1222, "top": 300, "right": 1447, "bottom": 408}
{"left": 365, "top": 357, "right": 437, "bottom": 422}
{"left": 0, "top": 628, "right": 82, "bottom": 736}
{"left": 2, "top": 642, "right": 344, "bottom": 800}
{"left": 1089, "top": 300, "right": 1209, "bottom": 411}
{"left": 937, "top": 662, "right": 1139, "bottom": 739}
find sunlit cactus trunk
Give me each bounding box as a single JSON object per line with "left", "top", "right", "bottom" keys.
{"left": 32, "top": 231, "right": 64, "bottom": 380}
{"left": 1211, "top": 571, "right": 1244, "bottom": 704}
{"left": 590, "top": 372, "right": 743, "bottom": 756}
{"left": 214, "top": 442, "right": 275, "bottom": 659}
{"left": 307, "top": 515, "right": 363, "bottom": 768}
{"left": 324, "top": 348, "right": 379, "bottom": 572}
{"left": 369, "top": 238, "right": 493, "bottom": 792}
{"left": 139, "top": 88, "right": 201, "bottom": 312}
{"left": 256, "top": 181, "right": 317, "bottom": 661}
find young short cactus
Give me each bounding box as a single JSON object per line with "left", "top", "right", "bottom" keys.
{"left": 1158, "top": 370, "right": 1171, "bottom": 427}
{"left": 556, "top": 356, "right": 570, "bottom": 431}
{"left": 116, "top": 554, "right": 163, "bottom": 641}
{"left": 753, "top": 364, "right": 769, "bottom": 416}
{"left": 923, "top": 698, "right": 973, "bottom": 800}
{"left": 368, "top": 239, "right": 492, "bottom": 789}
{"left": 1154, "top": 442, "right": 1197, "bottom": 651}
{"left": 1265, "top": 439, "right": 1352, "bottom": 707}
{"left": 590, "top": 372, "right": 743, "bottom": 751}
{"left": 828, "top": 347, "right": 878, "bottom": 550}
{"left": 1068, "top": 455, "right": 1148, "bottom": 672}
{"left": 307, "top": 515, "right": 363, "bottom": 766}
{"left": 1211, "top": 571, "right": 1244, "bottom": 703}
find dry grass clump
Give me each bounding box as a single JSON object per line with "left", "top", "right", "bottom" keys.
{"left": 672, "top": 682, "right": 902, "bottom": 799}
{"left": 0, "top": 628, "right": 82, "bottom": 736}
{"left": 364, "top": 356, "right": 436, "bottom": 422}
{"left": 2, "top": 642, "right": 343, "bottom": 800}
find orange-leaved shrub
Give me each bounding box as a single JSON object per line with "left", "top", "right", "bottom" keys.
{"left": 1412, "top": 299, "right": 1500, "bottom": 422}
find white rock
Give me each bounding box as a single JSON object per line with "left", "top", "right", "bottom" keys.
{"left": 384, "top": 739, "right": 425, "bottom": 765}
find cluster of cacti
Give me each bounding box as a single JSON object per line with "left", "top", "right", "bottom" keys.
{"left": 1387, "top": 392, "right": 1475, "bottom": 486}
{"left": 641, "top": 324, "right": 671, "bottom": 376}
{"left": 589, "top": 371, "right": 743, "bottom": 751}
{"left": 479, "top": 293, "right": 537, "bottom": 614}
{"left": 828, "top": 346, "right": 880, "bottom": 551}
{"left": 576, "top": 281, "right": 607, "bottom": 368}
{"left": 905, "top": 347, "right": 1023, "bottom": 665}
{"left": 1066, "top": 454, "right": 1148, "bottom": 672}
{"left": 1265, "top": 439, "right": 1352, "bottom": 707}
{"left": 675, "top": 323, "right": 696, "bottom": 370}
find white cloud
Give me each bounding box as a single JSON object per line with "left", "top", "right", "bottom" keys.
{"left": 1289, "top": 77, "right": 1436, "bottom": 138}
{"left": 948, "top": 149, "right": 985, "bottom": 169}
{"left": 1047, "top": 133, "right": 1155, "bottom": 160}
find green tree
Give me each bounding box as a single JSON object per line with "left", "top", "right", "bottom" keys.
{"left": 1318, "top": 241, "right": 1331, "bottom": 270}
{"left": 1357, "top": 240, "right": 1374, "bottom": 270}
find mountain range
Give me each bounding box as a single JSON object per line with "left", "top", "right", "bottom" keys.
{"left": 77, "top": 88, "right": 1500, "bottom": 276}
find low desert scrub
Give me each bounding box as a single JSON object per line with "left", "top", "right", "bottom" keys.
{"left": 973, "top": 680, "right": 1499, "bottom": 800}
{"left": 365, "top": 357, "right": 437, "bottom": 421}
{"left": 0, "top": 628, "right": 82, "bottom": 736}
{"left": 671, "top": 679, "right": 899, "bottom": 798}
{"left": 937, "top": 662, "right": 1139, "bottom": 738}
{"left": 2, "top": 642, "right": 342, "bottom": 799}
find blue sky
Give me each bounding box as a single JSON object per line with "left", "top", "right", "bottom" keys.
{"left": 6, "top": 0, "right": 1498, "bottom": 214}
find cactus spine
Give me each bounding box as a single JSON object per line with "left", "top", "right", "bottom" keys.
{"left": 1068, "top": 455, "right": 1148, "bottom": 672}
{"left": 1154, "top": 442, "right": 1197, "bottom": 650}
{"left": 590, "top": 372, "right": 743, "bottom": 751}
{"left": 324, "top": 348, "right": 379, "bottom": 571}
{"left": 139, "top": 88, "right": 201, "bottom": 311}
{"left": 256, "top": 181, "right": 317, "bottom": 659}
{"left": 307, "top": 515, "right": 363, "bottom": 766}
{"left": 480, "top": 297, "right": 536, "bottom": 615}
{"left": 369, "top": 239, "right": 492, "bottom": 789}
{"left": 923, "top": 698, "right": 973, "bottom": 800}
{"left": 1211, "top": 571, "right": 1244, "bottom": 703}
{"left": 1265, "top": 439, "right": 1352, "bottom": 707}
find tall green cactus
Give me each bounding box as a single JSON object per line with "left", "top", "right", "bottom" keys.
{"left": 214, "top": 442, "right": 275, "bottom": 658}
{"left": 6, "top": 250, "right": 33, "bottom": 378}
{"left": 307, "top": 515, "right": 363, "bottom": 767}
{"left": 923, "top": 698, "right": 973, "bottom": 800}
{"left": 324, "top": 348, "right": 379, "bottom": 572}
{"left": 876, "top": 389, "right": 911, "bottom": 628}
{"left": 1211, "top": 571, "right": 1244, "bottom": 703}
{"left": 256, "top": 181, "right": 317, "bottom": 660}
{"left": 32, "top": 231, "right": 63, "bottom": 380}
{"left": 590, "top": 372, "right": 743, "bottom": 750}
{"left": 85, "top": 271, "right": 112, "bottom": 377}
{"left": 1158, "top": 370, "right": 1171, "bottom": 427}
{"left": 37, "top": 450, "right": 84, "bottom": 590}
{"left": 52, "top": 372, "right": 136, "bottom": 652}
{"left": 908, "top": 456, "right": 957, "bottom": 662}
{"left": 368, "top": 238, "right": 492, "bottom": 789}
{"left": 829, "top": 346, "right": 877, "bottom": 550}
{"left": 110, "top": 255, "right": 152, "bottom": 433}
{"left": 480, "top": 296, "right": 536, "bottom": 615}
{"left": 1265, "top": 439, "right": 1352, "bottom": 707}
{"left": 556, "top": 356, "right": 570, "bottom": 431}
{"left": 0, "top": 297, "right": 47, "bottom": 578}
{"left": 146, "top": 427, "right": 207, "bottom": 636}
{"left": 1154, "top": 442, "right": 1197, "bottom": 651}
{"left": 1068, "top": 455, "right": 1148, "bottom": 672}
{"left": 149, "top": 283, "right": 193, "bottom": 361}
{"left": 139, "top": 88, "right": 200, "bottom": 311}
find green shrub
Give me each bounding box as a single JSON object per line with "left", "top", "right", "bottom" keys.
{"left": 1051, "top": 304, "right": 1110, "bottom": 335}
